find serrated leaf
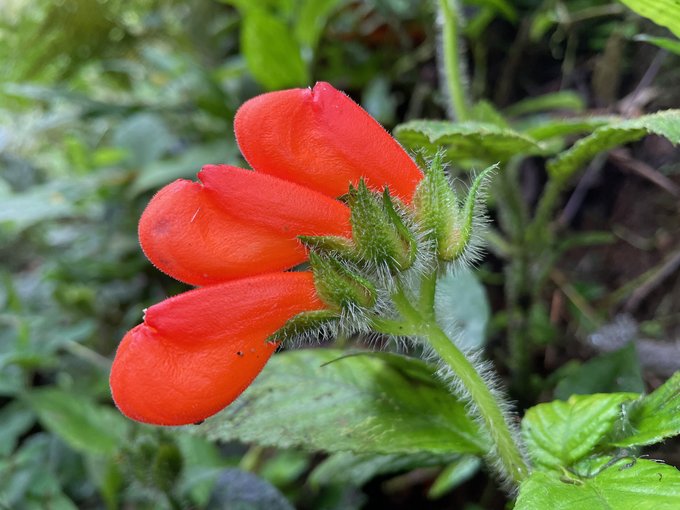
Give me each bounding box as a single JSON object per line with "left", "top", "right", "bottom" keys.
{"left": 522, "top": 393, "right": 638, "bottom": 469}
{"left": 394, "top": 120, "right": 547, "bottom": 161}
{"left": 515, "top": 458, "right": 680, "bottom": 510}
{"left": 612, "top": 372, "right": 680, "bottom": 447}
{"left": 23, "top": 388, "right": 130, "bottom": 456}
{"left": 241, "top": 9, "right": 309, "bottom": 90}
{"left": 310, "top": 451, "right": 459, "bottom": 487}
{"left": 547, "top": 110, "right": 680, "bottom": 179}
{"left": 196, "top": 349, "right": 488, "bottom": 456}
{"left": 618, "top": 0, "right": 680, "bottom": 38}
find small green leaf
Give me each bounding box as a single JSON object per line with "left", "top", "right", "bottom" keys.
{"left": 23, "top": 388, "right": 130, "bottom": 456}
{"left": 634, "top": 34, "right": 680, "bottom": 56}
{"left": 554, "top": 343, "right": 644, "bottom": 400}
{"left": 612, "top": 371, "right": 680, "bottom": 447}
{"left": 522, "top": 393, "right": 637, "bottom": 469}
{"left": 241, "top": 8, "right": 309, "bottom": 90}
{"left": 515, "top": 458, "right": 680, "bottom": 510}
{"left": 547, "top": 110, "right": 680, "bottom": 179}
{"left": 394, "top": 120, "right": 546, "bottom": 161}
{"left": 196, "top": 349, "right": 489, "bottom": 456}
{"left": 617, "top": 0, "right": 680, "bottom": 38}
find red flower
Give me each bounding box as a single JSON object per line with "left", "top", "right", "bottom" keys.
{"left": 110, "top": 82, "right": 422, "bottom": 426}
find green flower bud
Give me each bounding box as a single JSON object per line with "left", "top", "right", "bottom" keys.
{"left": 309, "top": 251, "right": 377, "bottom": 310}
{"left": 348, "top": 180, "right": 417, "bottom": 272}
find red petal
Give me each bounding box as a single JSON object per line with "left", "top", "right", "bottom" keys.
{"left": 234, "top": 82, "right": 423, "bottom": 202}
{"left": 199, "top": 165, "right": 351, "bottom": 237}
{"left": 139, "top": 179, "right": 306, "bottom": 286}
{"left": 110, "top": 272, "right": 324, "bottom": 426}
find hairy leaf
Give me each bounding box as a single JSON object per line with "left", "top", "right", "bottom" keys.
{"left": 612, "top": 371, "right": 680, "bottom": 447}
{"left": 547, "top": 110, "right": 680, "bottom": 179}
{"left": 522, "top": 393, "right": 637, "bottom": 469}
{"left": 394, "top": 120, "right": 546, "bottom": 161}
{"left": 516, "top": 458, "right": 680, "bottom": 510}
{"left": 196, "top": 350, "right": 488, "bottom": 456}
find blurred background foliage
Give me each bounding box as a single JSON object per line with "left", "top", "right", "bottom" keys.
{"left": 1, "top": 0, "right": 678, "bottom": 508}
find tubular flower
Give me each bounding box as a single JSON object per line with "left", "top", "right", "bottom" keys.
{"left": 111, "top": 82, "right": 424, "bottom": 426}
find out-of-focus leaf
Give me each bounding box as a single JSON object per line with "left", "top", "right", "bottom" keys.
{"left": 611, "top": 372, "right": 680, "bottom": 447}
{"left": 112, "top": 113, "right": 174, "bottom": 168}
{"left": 522, "top": 393, "right": 637, "bottom": 469}
{"left": 310, "top": 451, "right": 459, "bottom": 487}
{"left": 554, "top": 343, "right": 644, "bottom": 400}
{"left": 505, "top": 91, "right": 585, "bottom": 117}
{"left": 130, "top": 140, "right": 235, "bottom": 195}
{"left": 24, "top": 388, "right": 130, "bottom": 456}
{"left": 515, "top": 458, "right": 680, "bottom": 510}
{"left": 295, "top": 0, "right": 343, "bottom": 50}
{"left": 394, "top": 120, "right": 546, "bottom": 161}
{"left": 241, "top": 9, "right": 309, "bottom": 90}
{"left": 547, "top": 110, "right": 680, "bottom": 179}
{"left": 435, "top": 269, "right": 490, "bottom": 350}
{"left": 206, "top": 469, "right": 294, "bottom": 510}
{"left": 197, "top": 349, "right": 488, "bottom": 456}
{"left": 617, "top": 0, "right": 680, "bottom": 38}
{"left": 427, "top": 456, "right": 481, "bottom": 499}
{"left": 634, "top": 34, "right": 680, "bottom": 55}
{"left": 0, "top": 401, "right": 35, "bottom": 456}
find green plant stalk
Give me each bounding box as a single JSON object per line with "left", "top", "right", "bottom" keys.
{"left": 437, "top": 0, "right": 469, "bottom": 121}
{"left": 390, "top": 281, "right": 529, "bottom": 486}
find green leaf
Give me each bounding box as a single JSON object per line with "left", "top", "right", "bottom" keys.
{"left": 634, "top": 34, "right": 680, "bottom": 56}
{"left": 130, "top": 141, "right": 235, "bottom": 196}
{"left": 394, "top": 120, "right": 546, "bottom": 162}
{"left": 617, "top": 0, "right": 680, "bottom": 38}
{"left": 112, "top": 113, "right": 173, "bottom": 168}
{"left": 206, "top": 469, "right": 294, "bottom": 510}
{"left": 515, "top": 458, "right": 680, "bottom": 510}
{"left": 521, "top": 116, "right": 615, "bottom": 141}
{"left": 295, "top": 0, "right": 342, "bottom": 50}
{"left": 504, "top": 91, "right": 586, "bottom": 117}
{"left": 612, "top": 372, "right": 680, "bottom": 447}
{"left": 547, "top": 110, "right": 680, "bottom": 179}
{"left": 23, "top": 388, "right": 130, "bottom": 456}
{"left": 427, "top": 456, "right": 481, "bottom": 499}
{"left": 554, "top": 343, "right": 644, "bottom": 400}
{"left": 435, "top": 269, "right": 490, "bottom": 350}
{"left": 241, "top": 8, "right": 309, "bottom": 90}
{"left": 522, "top": 393, "right": 638, "bottom": 469}
{"left": 310, "top": 451, "right": 459, "bottom": 487}
{"left": 0, "top": 401, "right": 35, "bottom": 456}
{"left": 197, "top": 349, "right": 488, "bottom": 456}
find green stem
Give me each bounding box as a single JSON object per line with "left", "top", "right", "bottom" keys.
{"left": 437, "top": 0, "right": 469, "bottom": 121}
{"left": 391, "top": 282, "right": 529, "bottom": 485}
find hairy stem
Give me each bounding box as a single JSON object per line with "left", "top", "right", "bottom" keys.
{"left": 391, "top": 282, "right": 529, "bottom": 486}
{"left": 437, "top": 0, "right": 469, "bottom": 121}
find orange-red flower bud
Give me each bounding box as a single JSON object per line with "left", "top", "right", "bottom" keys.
{"left": 235, "top": 82, "right": 423, "bottom": 203}
{"left": 110, "top": 272, "right": 325, "bottom": 426}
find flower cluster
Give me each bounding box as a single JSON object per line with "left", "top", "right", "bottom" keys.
{"left": 110, "top": 82, "right": 427, "bottom": 426}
